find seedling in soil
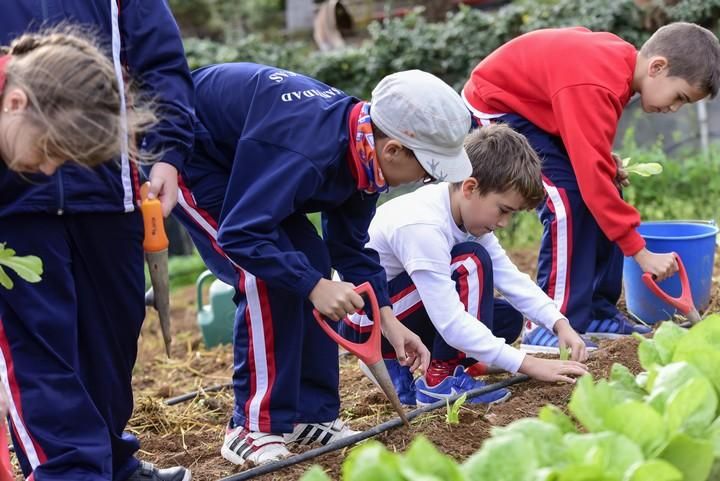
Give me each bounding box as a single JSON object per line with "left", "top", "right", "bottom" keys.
{"left": 559, "top": 346, "right": 570, "bottom": 361}
{"left": 0, "top": 243, "right": 42, "bottom": 289}
{"left": 446, "top": 392, "right": 468, "bottom": 425}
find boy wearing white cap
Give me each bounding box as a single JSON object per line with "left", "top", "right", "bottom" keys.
{"left": 172, "top": 63, "right": 471, "bottom": 466}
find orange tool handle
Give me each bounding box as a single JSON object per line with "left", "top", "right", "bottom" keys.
{"left": 641, "top": 252, "right": 693, "bottom": 315}
{"left": 0, "top": 421, "right": 13, "bottom": 481}
{"left": 140, "top": 182, "right": 169, "bottom": 253}
{"left": 312, "top": 282, "right": 383, "bottom": 365}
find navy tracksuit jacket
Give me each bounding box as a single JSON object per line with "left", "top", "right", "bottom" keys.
{"left": 0, "top": 2, "right": 194, "bottom": 480}
{"left": 174, "top": 63, "right": 390, "bottom": 433}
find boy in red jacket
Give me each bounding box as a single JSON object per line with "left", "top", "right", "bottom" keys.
{"left": 462, "top": 22, "right": 720, "bottom": 349}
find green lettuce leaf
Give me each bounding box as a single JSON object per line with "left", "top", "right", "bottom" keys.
{"left": 623, "top": 459, "right": 682, "bottom": 481}
{"left": 539, "top": 405, "right": 577, "bottom": 435}
{"left": 664, "top": 376, "right": 717, "bottom": 437}
{"left": 608, "top": 363, "right": 647, "bottom": 401}
{"left": 555, "top": 464, "right": 619, "bottom": 481}
{"left": 400, "top": 436, "right": 465, "bottom": 481}
{"left": 652, "top": 322, "right": 687, "bottom": 365}
{"left": 708, "top": 417, "right": 720, "bottom": 457}
{"left": 564, "top": 432, "right": 644, "bottom": 480}
{"left": 605, "top": 401, "right": 667, "bottom": 457}
{"left": 462, "top": 433, "right": 539, "bottom": 481}
{"left": 672, "top": 316, "right": 720, "bottom": 394}
{"left": 342, "top": 441, "right": 404, "bottom": 481}
{"left": 636, "top": 336, "right": 663, "bottom": 371}
{"left": 491, "top": 418, "right": 566, "bottom": 466}
{"left": 646, "top": 362, "right": 706, "bottom": 413}
{"left": 568, "top": 376, "right": 618, "bottom": 432}
{"left": 658, "top": 434, "right": 714, "bottom": 481}
{"left": 300, "top": 466, "right": 333, "bottom": 481}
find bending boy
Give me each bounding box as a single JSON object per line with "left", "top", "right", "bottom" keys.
{"left": 174, "top": 64, "right": 474, "bottom": 466}
{"left": 462, "top": 23, "right": 720, "bottom": 347}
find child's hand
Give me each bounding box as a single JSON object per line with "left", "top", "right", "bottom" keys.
{"left": 518, "top": 356, "right": 588, "bottom": 383}
{"left": 308, "top": 278, "right": 365, "bottom": 321}
{"left": 612, "top": 152, "right": 630, "bottom": 189}
{"left": 380, "top": 307, "right": 430, "bottom": 375}
{"left": 148, "top": 161, "right": 179, "bottom": 217}
{"left": 633, "top": 248, "right": 678, "bottom": 282}
{"left": 553, "top": 318, "right": 588, "bottom": 362}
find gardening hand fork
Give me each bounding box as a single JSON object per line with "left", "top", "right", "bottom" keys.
{"left": 641, "top": 252, "right": 702, "bottom": 326}
{"left": 312, "top": 282, "right": 409, "bottom": 426}
{"left": 140, "top": 182, "right": 172, "bottom": 357}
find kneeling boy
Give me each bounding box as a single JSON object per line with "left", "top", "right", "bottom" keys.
{"left": 354, "top": 124, "right": 589, "bottom": 406}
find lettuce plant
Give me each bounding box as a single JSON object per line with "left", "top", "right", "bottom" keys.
{"left": 301, "top": 317, "right": 720, "bottom": 481}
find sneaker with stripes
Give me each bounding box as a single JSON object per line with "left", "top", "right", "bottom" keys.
{"left": 520, "top": 326, "right": 598, "bottom": 354}
{"left": 415, "top": 365, "right": 511, "bottom": 406}
{"left": 586, "top": 312, "right": 652, "bottom": 338}
{"left": 220, "top": 423, "right": 290, "bottom": 467}
{"left": 284, "top": 418, "right": 359, "bottom": 446}
{"left": 359, "top": 358, "right": 417, "bottom": 406}
{"left": 128, "top": 461, "right": 192, "bottom": 481}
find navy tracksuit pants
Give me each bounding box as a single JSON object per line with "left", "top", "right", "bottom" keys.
{"left": 175, "top": 179, "right": 340, "bottom": 434}
{"left": 497, "top": 114, "right": 624, "bottom": 332}
{"left": 345, "top": 242, "right": 523, "bottom": 362}
{"left": 0, "top": 213, "right": 144, "bottom": 481}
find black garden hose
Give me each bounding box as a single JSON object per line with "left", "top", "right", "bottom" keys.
{"left": 218, "top": 374, "right": 531, "bottom": 481}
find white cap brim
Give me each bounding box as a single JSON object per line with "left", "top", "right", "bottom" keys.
{"left": 414, "top": 147, "right": 472, "bottom": 183}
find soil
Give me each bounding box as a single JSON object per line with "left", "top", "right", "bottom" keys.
{"left": 11, "top": 247, "right": 701, "bottom": 481}
{"left": 119, "top": 247, "right": 660, "bottom": 481}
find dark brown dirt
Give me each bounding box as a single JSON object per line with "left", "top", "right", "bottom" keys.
{"left": 123, "top": 247, "right": 655, "bottom": 481}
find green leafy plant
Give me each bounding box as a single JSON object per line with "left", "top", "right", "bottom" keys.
{"left": 559, "top": 345, "right": 570, "bottom": 361}
{"left": 179, "top": 0, "right": 720, "bottom": 252}
{"left": 622, "top": 156, "right": 664, "bottom": 177}
{"left": 181, "top": 0, "right": 720, "bottom": 99}
{"left": 0, "top": 243, "right": 43, "bottom": 289}
{"left": 446, "top": 392, "right": 468, "bottom": 425}
{"left": 303, "top": 315, "right": 720, "bottom": 480}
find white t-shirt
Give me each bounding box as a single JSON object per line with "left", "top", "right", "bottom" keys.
{"left": 368, "top": 183, "right": 564, "bottom": 373}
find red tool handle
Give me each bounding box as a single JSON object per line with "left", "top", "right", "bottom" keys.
{"left": 0, "top": 421, "right": 14, "bottom": 481}
{"left": 312, "top": 282, "right": 382, "bottom": 365}
{"left": 641, "top": 252, "right": 693, "bottom": 315}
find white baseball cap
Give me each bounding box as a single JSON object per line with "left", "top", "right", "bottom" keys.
{"left": 371, "top": 70, "right": 472, "bottom": 183}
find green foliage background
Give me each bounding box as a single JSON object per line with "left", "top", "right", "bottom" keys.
{"left": 167, "top": 0, "right": 720, "bottom": 271}
{"left": 178, "top": 0, "right": 720, "bottom": 98}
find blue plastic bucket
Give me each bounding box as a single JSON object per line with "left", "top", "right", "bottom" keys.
{"left": 623, "top": 221, "right": 718, "bottom": 324}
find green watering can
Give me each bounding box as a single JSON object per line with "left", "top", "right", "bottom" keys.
{"left": 196, "top": 270, "right": 236, "bottom": 347}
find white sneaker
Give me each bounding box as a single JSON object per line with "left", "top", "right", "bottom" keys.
{"left": 220, "top": 423, "right": 291, "bottom": 467}
{"left": 284, "top": 418, "right": 359, "bottom": 446}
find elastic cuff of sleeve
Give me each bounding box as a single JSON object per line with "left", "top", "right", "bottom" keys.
{"left": 299, "top": 271, "right": 325, "bottom": 300}
{"left": 534, "top": 304, "right": 564, "bottom": 331}
{"left": 154, "top": 148, "right": 186, "bottom": 172}
{"left": 493, "top": 344, "right": 526, "bottom": 374}
{"left": 616, "top": 229, "right": 646, "bottom": 257}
